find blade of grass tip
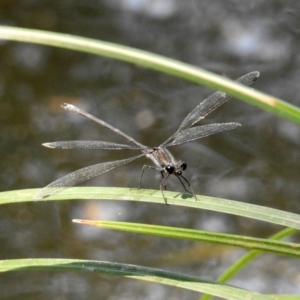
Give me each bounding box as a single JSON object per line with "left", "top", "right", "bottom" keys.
{"left": 200, "top": 227, "right": 298, "bottom": 300}
{"left": 72, "top": 220, "right": 300, "bottom": 258}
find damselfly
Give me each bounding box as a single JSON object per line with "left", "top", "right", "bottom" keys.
{"left": 34, "top": 71, "right": 259, "bottom": 204}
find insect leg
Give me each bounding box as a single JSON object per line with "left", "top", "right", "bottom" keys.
{"left": 160, "top": 173, "right": 171, "bottom": 205}
{"left": 138, "top": 165, "right": 161, "bottom": 189}
{"left": 178, "top": 175, "right": 197, "bottom": 201}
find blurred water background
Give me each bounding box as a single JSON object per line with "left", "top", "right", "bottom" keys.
{"left": 1, "top": 1, "right": 300, "bottom": 299}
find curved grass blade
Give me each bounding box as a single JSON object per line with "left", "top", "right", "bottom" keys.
{"left": 1, "top": 187, "right": 300, "bottom": 230}
{"left": 0, "top": 26, "right": 299, "bottom": 124}
{"left": 72, "top": 220, "right": 300, "bottom": 258}
{"left": 267, "top": 296, "right": 300, "bottom": 300}
{"left": 0, "top": 258, "right": 273, "bottom": 300}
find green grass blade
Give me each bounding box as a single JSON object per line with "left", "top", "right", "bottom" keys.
{"left": 268, "top": 296, "right": 300, "bottom": 300}
{"left": 72, "top": 220, "right": 300, "bottom": 258}
{"left": 1, "top": 188, "right": 300, "bottom": 229}
{"left": 0, "top": 26, "right": 300, "bottom": 124}
{"left": 200, "top": 228, "right": 298, "bottom": 300}
{"left": 0, "top": 258, "right": 273, "bottom": 300}
{"left": 215, "top": 228, "right": 298, "bottom": 282}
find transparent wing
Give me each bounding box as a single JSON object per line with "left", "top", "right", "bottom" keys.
{"left": 161, "top": 71, "right": 259, "bottom": 147}
{"left": 43, "top": 141, "right": 144, "bottom": 150}
{"left": 177, "top": 71, "right": 259, "bottom": 132}
{"left": 34, "top": 154, "right": 144, "bottom": 199}
{"left": 176, "top": 91, "right": 227, "bottom": 133}
{"left": 166, "top": 123, "right": 240, "bottom": 147}
{"left": 62, "top": 103, "right": 146, "bottom": 149}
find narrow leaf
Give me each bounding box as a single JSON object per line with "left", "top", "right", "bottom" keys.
{"left": 0, "top": 258, "right": 272, "bottom": 300}
{"left": 1, "top": 188, "right": 300, "bottom": 230}
{"left": 0, "top": 26, "right": 299, "bottom": 124}
{"left": 73, "top": 220, "right": 300, "bottom": 258}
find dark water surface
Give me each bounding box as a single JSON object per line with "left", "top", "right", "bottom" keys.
{"left": 1, "top": 1, "right": 300, "bottom": 299}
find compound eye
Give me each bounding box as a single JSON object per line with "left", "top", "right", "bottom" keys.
{"left": 181, "top": 162, "right": 187, "bottom": 171}
{"left": 166, "top": 165, "right": 175, "bottom": 174}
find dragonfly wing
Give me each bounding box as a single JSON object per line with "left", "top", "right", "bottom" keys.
{"left": 176, "top": 91, "right": 227, "bottom": 133}
{"left": 160, "top": 71, "right": 259, "bottom": 146}
{"left": 43, "top": 141, "right": 143, "bottom": 150}
{"left": 177, "top": 71, "right": 259, "bottom": 132}
{"left": 166, "top": 123, "right": 241, "bottom": 147}
{"left": 62, "top": 103, "right": 146, "bottom": 148}
{"left": 34, "top": 153, "right": 144, "bottom": 199}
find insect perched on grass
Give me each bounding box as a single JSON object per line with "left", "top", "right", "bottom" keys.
{"left": 34, "top": 71, "right": 259, "bottom": 204}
